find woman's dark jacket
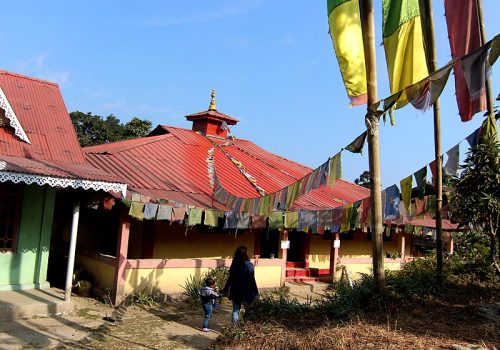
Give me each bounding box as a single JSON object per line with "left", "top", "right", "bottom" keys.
{"left": 223, "top": 260, "right": 258, "bottom": 303}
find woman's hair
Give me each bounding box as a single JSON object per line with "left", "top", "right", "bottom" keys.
{"left": 231, "top": 246, "right": 249, "bottom": 268}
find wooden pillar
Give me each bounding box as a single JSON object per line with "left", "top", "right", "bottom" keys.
{"left": 281, "top": 230, "right": 288, "bottom": 286}
{"left": 113, "top": 209, "right": 130, "bottom": 305}
{"left": 448, "top": 236, "right": 454, "bottom": 255}
{"left": 330, "top": 233, "right": 340, "bottom": 280}
{"left": 361, "top": 0, "right": 385, "bottom": 293}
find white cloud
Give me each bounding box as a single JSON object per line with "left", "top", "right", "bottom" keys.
{"left": 17, "top": 52, "right": 71, "bottom": 87}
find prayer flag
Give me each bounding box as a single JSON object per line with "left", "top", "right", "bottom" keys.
{"left": 345, "top": 131, "right": 367, "bottom": 154}
{"left": 400, "top": 175, "right": 412, "bottom": 212}
{"left": 445, "top": 145, "right": 460, "bottom": 176}
{"left": 382, "top": 0, "right": 428, "bottom": 109}
{"left": 327, "top": 0, "right": 367, "bottom": 105}
{"left": 444, "top": 0, "right": 485, "bottom": 122}
{"left": 414, "top": 166, "right": 427, "bottom": 200}
{"left": 466, "top": 128, "right": 481, "bottom": 148}
{"left": 327, "top": 153, "right": 342, "bottom": 187}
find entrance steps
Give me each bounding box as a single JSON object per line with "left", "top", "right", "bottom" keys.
{"left": 285, "top": 262, "right": 320, "bottom": 283}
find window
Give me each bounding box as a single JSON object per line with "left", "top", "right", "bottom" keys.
{"left": 0, "top": 182, "right": 22, "bottom": 252}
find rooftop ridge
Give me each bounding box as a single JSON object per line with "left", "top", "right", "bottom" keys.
{"left": 84, "top": 134, "right": 173, "bottom": 155}
{"left": 0, "top": 70, "right": 59, "bottom": 87}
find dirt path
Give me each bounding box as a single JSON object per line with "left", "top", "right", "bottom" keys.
{"left": 0, "top": 295, "right": 231, "bottom": 350}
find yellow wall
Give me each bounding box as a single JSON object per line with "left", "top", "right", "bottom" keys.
{"left": 308, "top": 235, "right": 331, "bottom": 269}
{"left": 336, "top": 261, "right": 403, "bottom": 280}
{"left": 75, "top": 254, "right": 115, "bottom": 291}
{"left": 338, "top": 232, "right": 408, "bottom": 258}
{"left": 151, "top": 222, "right": 255, "bottom": 259}
{"left": 124, "top": 265, "right": 282, "bottom": 296}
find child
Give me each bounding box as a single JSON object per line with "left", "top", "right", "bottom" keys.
{"left": 199, "top": 277, "right": 219, "bottom": 332}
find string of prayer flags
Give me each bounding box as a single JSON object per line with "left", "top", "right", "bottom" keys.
{"left": 429, "top": 160, "right": 437, "bottom": 185}
{"left": 444, "top": 0, "right": 485, "bottom": 122}
{"left": 327, "top": 0, "right": 367, "bottom": 106}
{"left": 444, "top": 144, "right": 460, "bottom": 176}
{"left": 414, "top": 166, "right": 427, "bottom": 200}
{"left": 400, "top": 176, "right": 412, "bottom": 213}
{"left": 382, "top": 0, "right": 429, "bottom": 110}
{"left": 344, "top": 131, "right": 367, "bottom": 154}
{"left": 144, "top": 203, "right": 159, "bottom": 220}
{"left": 369, "top": 35, "right": 500, "bottom": 120}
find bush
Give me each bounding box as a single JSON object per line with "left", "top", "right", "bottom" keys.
{"left": 182, "top": 266, "right": 229, "bottom": 304}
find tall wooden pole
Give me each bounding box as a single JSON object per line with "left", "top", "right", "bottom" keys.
{"left": 477, "top": 0, "right": 495, "bottom": 118}
{"left": 422, "top": 0, "right": 444, "bottom": 284}
{"left": 361, "top": 0, "right": 385, "bottom": 293}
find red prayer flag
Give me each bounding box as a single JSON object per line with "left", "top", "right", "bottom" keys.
{"left": 444, "top": 0, "right": 486, "bottom": 122}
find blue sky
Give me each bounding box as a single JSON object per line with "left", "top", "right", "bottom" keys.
{"left": 1, "top": 0, "right": 499, "bottom": 188}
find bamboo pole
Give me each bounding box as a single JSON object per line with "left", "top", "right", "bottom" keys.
{"left": 421, "top": 0, "right": 444, "bottom": 284}
{"left": 361, "top": 0, "right": 385, "bottom": 293}
{"left": 477, "top": 0, "right": 496, "bottom": 118}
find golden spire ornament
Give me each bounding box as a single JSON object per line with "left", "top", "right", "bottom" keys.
{"left": 209, "top": 89, "right": 217, "bottom": 111}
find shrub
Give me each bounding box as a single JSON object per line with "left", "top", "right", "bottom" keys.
{"left": 182, "top": 266, "right": 229, "bottom": 304}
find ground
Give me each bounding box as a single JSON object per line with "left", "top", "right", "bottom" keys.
{"left": 0, "top": 294, "right": 231, "bottom": 350}
{"left": 0, "top": 287, "right": 498, "bottom": 350}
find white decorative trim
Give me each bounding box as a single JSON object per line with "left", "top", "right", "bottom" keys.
{"left": 0, "top": 170, "right": 127, "bottom": 198}
{"left": 0, "top": 87, "right": 31, "bottom": 144}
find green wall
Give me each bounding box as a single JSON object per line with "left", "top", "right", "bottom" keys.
{"left": 0, "top": 184, "right": 55, "bottom": 291}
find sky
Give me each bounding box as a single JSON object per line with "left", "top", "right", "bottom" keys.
{"left": 1, "top": 0, "right": 499, "bottom": 188}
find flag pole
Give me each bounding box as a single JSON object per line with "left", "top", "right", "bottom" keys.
{"left": 477, "top": 0, "right": 496, "bottom": 118}
{"left": 421, "top": 0, "right": 444, "bottom": 284}
{"left": 361, "top": 0, "right": 385, "bottom": 293}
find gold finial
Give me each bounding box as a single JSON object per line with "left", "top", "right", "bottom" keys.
{"left": 209, "top": 89, "right": 217, "bottom": 111}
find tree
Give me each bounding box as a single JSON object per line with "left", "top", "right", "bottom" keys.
{"left": 70, "top": 111, "right": 152, "bottom": 147}
{"left": 354, "top": 170, "right": 371, "bottom": 188}
{"left": 449, "top": 135, "right": 500, "bottom": 262}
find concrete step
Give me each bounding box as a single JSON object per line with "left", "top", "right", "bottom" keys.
{"left": 286, "top": 261, "right": 304, "bottom": 268}
{"left": 285, "top": 268, "right": 310, "bottom": 277}
{"left": 285, "top": 281, "right": 331, "bottom": 293}
{"left": 0, "top": 288, "right": 73, "bottom": 321}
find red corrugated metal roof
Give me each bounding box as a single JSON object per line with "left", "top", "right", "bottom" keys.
{"left": 0, "top": 70, "right": 86, "bottom": 164}
{"left": 0, "top": 154, "right": 124, "bottom": 183}
{"left": 84, "top": 122, "right": 370, "bottom": 209}
{"left": 406, "top": 218, "right": 459, "bottom": 231}
{"left": 0, "top": 70, "right": 125, "bottom": 187}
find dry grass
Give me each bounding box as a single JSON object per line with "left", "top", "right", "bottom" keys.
{"left": 212, "top": 290, "right": 500, "bottom": 350}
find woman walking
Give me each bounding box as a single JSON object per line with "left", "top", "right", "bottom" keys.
{"left": 223, "top": 246, "right": 259, "bottom": 323}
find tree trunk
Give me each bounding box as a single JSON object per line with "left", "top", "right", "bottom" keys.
{"left": 489, "top": 234, "right": 497, "bottom": 264}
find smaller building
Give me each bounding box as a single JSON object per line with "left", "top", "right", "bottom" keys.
{"left": 0, "top": 70, "right": 126, "bottom": 302}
